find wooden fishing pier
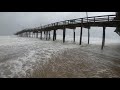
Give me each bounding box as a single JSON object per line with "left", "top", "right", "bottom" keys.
{"left": 15, "top": 13, "right": 120, "bottom": 50}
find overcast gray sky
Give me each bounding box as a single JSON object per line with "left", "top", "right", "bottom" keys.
{"left": 0, "top": 12, "right": 115, "bottom": 35}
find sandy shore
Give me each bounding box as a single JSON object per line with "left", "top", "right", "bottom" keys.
{"left": 32, "top": 44, "right": 120, "bottom": 78}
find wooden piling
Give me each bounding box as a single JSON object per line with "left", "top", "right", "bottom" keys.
{"left": 44, "top": 31, "right": 45, "bottom": 39}
{"left": 49, "top": 31, "right": 50, "bottom": 39}
{"left": 80, "top": 27, "right": 83, "bottom": 45}
{"left": 53, "top": 30, "right": 56, "bottom": 41}
{"left": 54, "top": 30, "right": 56, "bottom": 40}
{"left": 47, "top": 31, "right": 48, "bottom": 40}
{"left": 73, "top": 29, "right": 75, "bottom": 42}
{"left": 32, "top": 32, "right": 33, "bottom": 37}
{"left": 33, "top": 32, "right": 34, "bottom": 38}
{"left": 36, "top": 32, "right": 38, "bottom": 38}
{"left": 45, "top": 31, "right": 47, "bottom": 39}
{"left": 29, "top": 32, "right": 30, "bottom": 37}
{"left": 46, "top": 31, "right": 48, "bottom": 40}
{"left": 40, "top": 31, "right": 42, "bottom": 40}
{"left": 27, "top": 32, "right": 28, "bottom": 37}
{"left": 26, "top": 32, "right": 27, "bottom": 37}
{"left": 30, "top": 32, "right": 31, "bottom": 37}
{"left": 63, "top": 28, "right": 66, "bottom": 43}
{"left": 101, "top": 26, "right": 106, "bottom": 50}
{"left": 88, "top": 28, "right": 90, "bottom": 44}
{"left": 53, "top": 30, "right": 54, "bottom": 41}
{"left": 35, "top": 33, "right": 36, "bottom": 38}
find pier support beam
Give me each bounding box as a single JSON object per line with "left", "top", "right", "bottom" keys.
{"left": 88, "top": 28, "right": 90, "bottom": 44}
{"left": 46, "top": 31, "right": 48, "bottom": 40}
{"left": 34, "top": 33, "right": 35, "bottom": 38}
{"left": 27, "top": 32, "right": 29, "bottom": 37}
{"left": 47, "top": 31, "right": 48, "bottom": 40}
{"left": 53, "top": 30, "right": 56, "bottom": 41}
{"left": 23, "top": 33, "right": 24, "bottom": 37}
{"left": 32, "top": 32, "right": 34, "bottom": 37}
{"left": 33, "top": 33, "right": 34, "bottom": 37}
{"left": 79, "top": 27, "right": 83, "bottom": 45}
{"left": 31, "top": 33, "right": 32, "bottom": 37}
{"left": 63, "top": 28, "right": 66, "bottom": 43}
{"left": 44, "top": 31, "right": 45, "bottom": 39}
{"left": 29, "top": 32, "right": 30, "bottom": 37}
{"left": 32, "top": 32, "right": 34, "bottom": 38}
{"left": 101, "top": 26, "right": 106, "bottom": 50}
{"left": 73, "top": 29, "right": 75, "bottom": 42}
{"left": 35, "top": 33, "right": 36, "bottom": 38}
{"left": 53, "top": 30, "right": 54, "bottom": 41}
{"left": 54, "top": 30, "right": 56, "bottom": 40}
{"left": 26, "top": 32, "right": 27, "bottom": 37}
{"left": 40, "top": 31, "right": 42, "bottom": 40}
{"left": 27, "top": 32, "right": 28, "bottom": 37}
{"left": 32, "top": 33, "right": 34, "bottom": 38}
{"left": 36, "top": 32, "right": 38, "bottom": 38}
{"left": 49, "top": 31, "right": 50, "bottom": 39}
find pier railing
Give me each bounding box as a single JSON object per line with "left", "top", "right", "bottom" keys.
{"left": 15, "top": 14, "right": 120, "bottom": 50}
{"left": 15, "top": 14, "right": 119, "bottom": 35}
{"left": 44, "top": 15, "right": 115, "bottom": 26}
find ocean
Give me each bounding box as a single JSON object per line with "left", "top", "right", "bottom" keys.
{"left": 0, "top": 28, "right": 120, "bottom": 78}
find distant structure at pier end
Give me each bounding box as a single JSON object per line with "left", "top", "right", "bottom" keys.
{"left": 114, "top": 12, "right": 120, "bottom": 36}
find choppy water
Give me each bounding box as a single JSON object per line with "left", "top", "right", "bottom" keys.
{"left": 0, "top": 28, "right": 120, "bottom": 78}
{"left": 0, "top": 36, "right": 80, "bottom": 78}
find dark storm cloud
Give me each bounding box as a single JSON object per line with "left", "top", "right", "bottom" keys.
{"left": 0, "top": 12, "right": 115, "bottom": 35}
